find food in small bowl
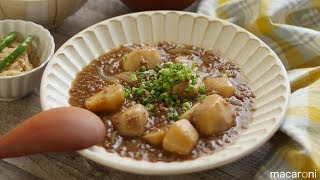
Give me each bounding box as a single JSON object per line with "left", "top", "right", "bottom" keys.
{"left": 69, "top": 42, "right": 255, "bottom": 161}
{"left": 0, "top": 20, "right": 54, "bottom": 101}
{"left": 41, "top": 11, "right": 289, "bottom": 174}
{"left": 0, "top": 32, "right": 35, "bottom": 76}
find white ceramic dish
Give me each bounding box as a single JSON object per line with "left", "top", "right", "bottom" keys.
{"left": 40, "top": 11, "right": 290, "bottom": 175}
{"left": 0, "top": 20, "right": 55, "bottom": 101}
{"left": 0, "top": 0, "right": 87, "bottom": 28}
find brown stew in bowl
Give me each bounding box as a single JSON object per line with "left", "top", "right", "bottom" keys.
{"left": 69, "top": 42, "right": 255, "bottom": 162}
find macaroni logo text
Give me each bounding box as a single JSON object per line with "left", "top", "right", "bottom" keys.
{"left": 270, "top": 170, "right": 317, "bottom": 179}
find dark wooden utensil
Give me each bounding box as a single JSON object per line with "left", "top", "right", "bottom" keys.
{"left": 0, "top": 107, "right": 106, "bottom": 159}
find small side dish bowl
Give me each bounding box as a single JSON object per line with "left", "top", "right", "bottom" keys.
{"left": 0, "top": 20, "right": 55, "bottom": 101}
{"left": 0, "top": 0, "right": 87, "bottom": 28}
{"left": 40, "top": 11, "right": 290, "bottom": 174}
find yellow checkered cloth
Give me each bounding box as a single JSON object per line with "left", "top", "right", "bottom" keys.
{"left": 198, "top": 0, "right": 320, "bottom": 178}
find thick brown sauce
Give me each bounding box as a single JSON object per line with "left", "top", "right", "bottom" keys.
{"left": 69, "top": 42, "right": 255, "bottom": 162}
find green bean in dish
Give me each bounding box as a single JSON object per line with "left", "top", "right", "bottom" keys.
{"left": 0, "top": 35, "right": 33, "bottom": 72}
{"left": 0, "top": 32, "right": 17, "bottom": 52}
{"left": 0, "top": 33, "right": 35, "bottom": 76}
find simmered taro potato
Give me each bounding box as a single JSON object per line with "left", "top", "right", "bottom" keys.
{"left": 85, "top": 84, "right": 124, "bottom": 112}
{"left": 114, "top": 71, "right": 139, "bottom": 85}
{"left": 112, "top": 104, "right": 148, "bottom": 136}
{"left": 192, "top": 94, "right": 235, "bottom": 135}
{"left": 122, "top": 46, "right": 162, "bottom": 71}
{"left": 173, "top": 56, "right": 193, "bottom": 68}
{"left": 163, "top": 119, "right": 199, "bottom": 155}
{"left": 143, "top": 128, "right": 167, "bottom": 146}
{"left": 204, "top": 77, "right": 236, "bottom": 98}
{"left": 172, "top": 80, "right": 199, "bottom": 98}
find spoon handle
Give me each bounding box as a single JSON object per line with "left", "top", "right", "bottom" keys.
{"left": 0, "top": 107, "right": 106, "bottom": 159}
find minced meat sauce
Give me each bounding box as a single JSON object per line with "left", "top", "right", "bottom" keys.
{"left": 69, "top": 42, "right": 255, "bottom": 162}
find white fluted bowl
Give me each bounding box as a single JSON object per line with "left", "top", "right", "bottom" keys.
{"left": 0, "top": 20, "right": 54, "bottom": 101}
{"left": 0, "top": 0, "right": 87, "bottom": 28}
{"left": 40, "top": 11, "right": 290, "bottom": 175}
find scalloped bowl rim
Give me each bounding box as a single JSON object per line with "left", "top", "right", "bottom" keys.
{"left": 40, "top": 11, "right": 290, "bottom": 175}
{"left": 0, "top": 19, "right": 55, "bottom": 79}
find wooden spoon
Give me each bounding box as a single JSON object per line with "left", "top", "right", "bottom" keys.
{"left": 0, "top": 107, "right": 106, "bottom": 159}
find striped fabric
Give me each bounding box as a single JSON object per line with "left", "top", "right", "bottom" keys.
{"left": 197, "top": 0, "right": 320, "bottom": 179}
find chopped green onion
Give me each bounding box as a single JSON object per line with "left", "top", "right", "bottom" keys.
{"left": 139, "top": 72, "right": 146, "bottom": 79}
{"left": 199, "top": 83, "right": 206, "bottom": 94}
{"left": 154, "top": 65, "right": 160, "bottom": 72}
{"left": 124, "top": 87, "right": 131, "bottom": 97}
{"left": 160, "top": 68, "right": 170, "bottom": 75}
{"left": 137, "top": 88, "right": 145, "bottom": 95}
{"left": 139, "top": 83, "right": 146, "bottom": 89}
{"left": 176, "top": 99, "right": 181, "bottom": 105}
{"left": 186, "top": 85, "right": 194, "bottom": 92}
{"left": 130, "top": 74, "right": 138, "bottom": 81}
{"left": 192, "top": 62, "right": 198, "bottom": 68}
{"left": 182, "top": 101, "right": 192, "bottom": 111}
{"left": 125, "top": 62, "right": 204, "bottom": 120}
{"left": 146, "top": 103, "right": 155, "bottom": 111}
{"left": 172, "top": 94, "right": 179, "bottom": 100}
{"left": 199, "top": 95, "right": 206, "bottom": 102}
{"left": 138, "top": 66, "right": 147, "bottom": 72}
{"left": 168, "top": 110, "right": 179, "bottom": 121}
{"left": 162, "top": 82, "right": 169, "bottom": 89}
